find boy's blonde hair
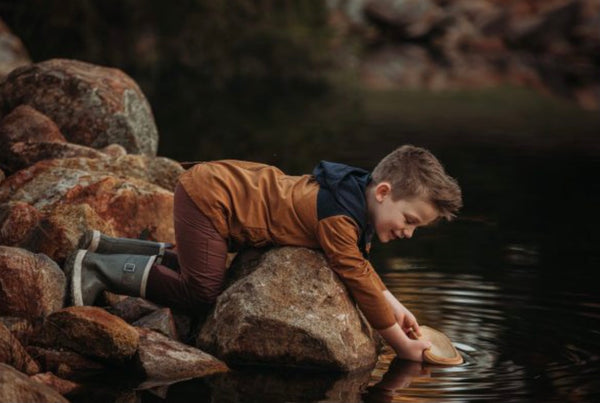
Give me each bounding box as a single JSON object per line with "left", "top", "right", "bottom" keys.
{"left": 371, "top": 145, "right": 462, "bottom": 220}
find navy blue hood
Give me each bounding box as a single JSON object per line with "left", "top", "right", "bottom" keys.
{"left": 313, "top": 161, "right": 373, "bottom": 246}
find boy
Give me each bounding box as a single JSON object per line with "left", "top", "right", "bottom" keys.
{"left": 65, "top": 145, "right": 462, "bottom": 362}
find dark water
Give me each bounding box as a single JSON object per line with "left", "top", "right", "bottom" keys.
{"left": 368, "top": 259, "right": 600, "bottom": 402}
{"left": 137, "top": 229, "right": 600, "bottom": 403}
{"left": 135, "top": 258, "right": 600, "bottom": 402}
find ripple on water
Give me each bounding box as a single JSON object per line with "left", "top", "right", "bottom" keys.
{"left": 362, "top": 259, "right": 600, "bottom": 402}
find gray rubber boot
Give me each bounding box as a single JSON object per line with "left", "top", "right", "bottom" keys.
{"left": 64, "top": 250, "right": 156, "bottom": 306}
{"left": 77, "top": 230, "right": 172, "bottom": 263}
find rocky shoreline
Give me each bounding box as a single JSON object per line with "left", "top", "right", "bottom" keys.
{"left": 0, "top": 36, "right": 381, "bottom": 403}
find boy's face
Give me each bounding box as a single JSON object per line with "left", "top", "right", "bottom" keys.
{"left": 368, "top": 182, "right": 439, "bottom": 243}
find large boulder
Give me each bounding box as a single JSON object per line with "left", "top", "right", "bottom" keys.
{"left": 0, "top": 156, "right": 178, "bottom": 263}
{"left": 0, "top": 246, "right": 65, "bottom": 320}
{"left": 197, "top": 247, "right": 381, "bottom": 372}
{"left": 35, "top": 306, "right": 140, "bottom": 365}
{"left": 0, "top": 363, "right": 68, "bottom": 403}
{"left": 0, "top": 20, "right": 31, "bottom": 79}
{"left": 0, "top": 58, "right": 158, "bottom": 155}
{"left": 135, "top": 328, "right": 228, "bottom": 382}
{"left": 0, "top": 323, "right": 39, "bottom": 375}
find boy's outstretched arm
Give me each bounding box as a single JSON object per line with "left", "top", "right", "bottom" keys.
{"left": 316, "top": 216, "right": 432, "bottom": 361}
{"left": 383, "top": 290, "right": 422, "bottom": 336}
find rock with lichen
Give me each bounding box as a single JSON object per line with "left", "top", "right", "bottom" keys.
{"left": 197, "top": 246, "right": 381, "bottom": 372}
{"left": 0, "top": 156, "right": 178, "bottom": 263}
{"left": 0, "top": 246, "right": 65, "bottom": 320}
{"left": 34, "top": 306, "right": 140, "bottom": 365}
{"left": 0, "top": 58, "right": 158, "bottom": 155}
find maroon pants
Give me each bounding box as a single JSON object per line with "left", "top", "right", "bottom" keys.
{"left": 146, "top": 183, "right": 229, "bottom": 313}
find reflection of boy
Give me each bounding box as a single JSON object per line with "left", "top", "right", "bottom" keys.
{"left": 367, "top": 359, "right": 431, "bottom": 401}
{"left": 67, "top": 145, "right": 462, "bottom": 362}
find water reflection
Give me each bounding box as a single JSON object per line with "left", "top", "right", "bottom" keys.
{"left": 364, "top": 359, "right": 432, "bottom": 402}
{"left": 141, "top": 366, "right": 372, "bottom": 403}
{"left": 122, "top": 252, "right": 600, "bottom": 402}
{"left": 135, "top": 255, "right": 600, "bottom": 402}
{"left": 365, "top": 258, "right": 600, "bottom": 402}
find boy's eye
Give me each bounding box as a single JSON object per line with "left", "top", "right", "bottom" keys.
{"left": 405, "top": 215, "right": 419, "bottom": 225}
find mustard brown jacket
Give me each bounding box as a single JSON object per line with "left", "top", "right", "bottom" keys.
{"left": 179, "top": 160, "right": 396, "bottom": 330}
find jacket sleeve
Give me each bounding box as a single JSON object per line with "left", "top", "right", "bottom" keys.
{"left": 316, "top": 215, "right": 396, "bottom": 330}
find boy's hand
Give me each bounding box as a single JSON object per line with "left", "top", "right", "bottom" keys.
{"left": 378, "top": 323, "right": 432, "bottom": 362}
{"left": 383, "top": 290, "right": 421, "bottom": 337}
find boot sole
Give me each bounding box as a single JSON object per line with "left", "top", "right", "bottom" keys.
{"left": 64, "top": 249, "right": 87, "bottom": 306}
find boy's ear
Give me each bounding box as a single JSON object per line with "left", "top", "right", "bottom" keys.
{"left": 374, "top": 182, "right": 392, "bottom": 202}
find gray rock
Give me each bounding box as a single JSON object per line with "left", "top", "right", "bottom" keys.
{"left": 0, "top": 58, "right": 158, "bottom": 155}
{"left": 133, "top": 308, "right": 178, "bottom": 340}
{"left": 0, "top": 246, "right": 65, "bottom": 320}
{"left": 0, "top": 363, "right": 68, "bottom": 403}
{"left": 197, "top": 247, "right": 381, "bottom": 372}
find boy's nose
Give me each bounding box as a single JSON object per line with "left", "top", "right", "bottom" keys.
{"left": 404, "top": 227, "right": 415, "bottom": 239}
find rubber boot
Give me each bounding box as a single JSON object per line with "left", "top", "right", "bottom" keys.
{"left": 77, "top": 230, "right": 172, "bottom": 264}
{"left": 64, "top": 250, "right": 156, "bottom": 306}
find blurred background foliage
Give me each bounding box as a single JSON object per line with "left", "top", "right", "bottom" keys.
{"left": 2, "top": 0, "right": 598, "bottom": 171}
{"left": 2, "top": 0, "right": 364, "bottom": 169}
